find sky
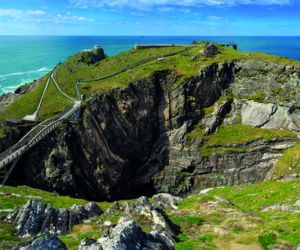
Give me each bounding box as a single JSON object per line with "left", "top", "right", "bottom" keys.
{"left": 0, "top": 0, "right": 299, "bottom": 36}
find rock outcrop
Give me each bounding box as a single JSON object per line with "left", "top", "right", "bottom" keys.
{"left": 6, "top": 199, "right": 102, "bottom": 237}
{"left": 5, "top": 59, "right": 300, "bottom": 200}
{"left": 203, "top": 43, "right": 219, "bottom": 57}
{"left": 152, "top": 193, "right": 183, "bottom": 210}
{"left": 14, "top": 235, "right": 67, "bottom": 250}
{"left": 78, "top": 194, "right": 180, "bottom": 250}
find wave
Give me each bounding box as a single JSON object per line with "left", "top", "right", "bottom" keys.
{"left": 0, "top": 67, "right": 50, "bottom": 80}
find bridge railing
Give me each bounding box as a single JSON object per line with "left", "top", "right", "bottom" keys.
{"left": 0, "top": 103, "right": 81, "bottom": 169}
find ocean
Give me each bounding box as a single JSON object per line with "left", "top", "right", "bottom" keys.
{"left": 0, "top": 36, "right": 300, "bottom": 95}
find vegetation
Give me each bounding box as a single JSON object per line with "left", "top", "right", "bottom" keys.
{"left": 0, "top": 221, "right": 24, "bottom": 250}
{"left": 172, "top": 179, "right": 300, "bottom": 249}
{"left": 59, "top": 220, "right": 102, "bottom": 250}
{"left": 1, "top": 42, "right": 300, "bottom": 123}
{"left": 258, "top": 233, "right": 277, "bottom": 250}
{"left": 206, "top": 124, "right": 295, "bottom": 146}
{"left": 0, "top": 185, "right": 109, "bottom": 210}
{"left": 247, "top": 89, "right": 266, "bottom": 102}
{"left": 0, "top": 180, "right": 300, "bottom": 249}
{"left": 272, "top": 144, "right": 300, "bottom": 179}
{"left": 188, "top": 123, "right": 296, "bottom": 156}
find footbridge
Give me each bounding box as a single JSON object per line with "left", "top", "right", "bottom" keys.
{"left": 0, "top": 69, "right": 81, "bottom": 185}
{"left": 0, "top": 46, "right": 189, "bottom": 185}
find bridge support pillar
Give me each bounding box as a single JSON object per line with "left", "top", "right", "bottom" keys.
{"left": 0, "top": 157, "right": 20, "bottom": 186}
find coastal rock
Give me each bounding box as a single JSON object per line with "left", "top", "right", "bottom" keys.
{"left": 14, "top": 235, "right": 67, "bottom": 250}
{"left": 152, "top": 193, "right": 183, "bottom": 210}
{"left": 6, "top": 198, "right": 102, "bottom": 237}
{"left": 78, "top": 238, "right": 103, "bottom": 250}
{"left": 6, "top": 60, "right": 300, "bottom": 199}
{"left": 204, "top": 43, "right": 219, "bottom": 57}
{"left": 95, "top": 217, "right": 173, "bottom": 250}
{"left": 72, "top": 202, "right": 103, "bottom": 219}
{"left": 240, "top": 100, "right": 300, "bottom": 131}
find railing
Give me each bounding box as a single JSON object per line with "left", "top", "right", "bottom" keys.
{"left": 0, "top": 46, "right": 187, "bottom": 182}
{"left": 0, "top": 103, "right": 80, "bottom": 170}
{"left": 78, "top": 48, "right": 188, "bottom": 84}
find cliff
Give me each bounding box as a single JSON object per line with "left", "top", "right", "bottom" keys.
{"left": 1, "top": 42, "right": 300, "bottom": 250}
{"left": 0, "top": 43, "right": 299, "bottom": 201}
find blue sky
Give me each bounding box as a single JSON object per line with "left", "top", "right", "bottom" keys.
{"left": 0, "top": 0, "right": 299, "bottom": 35}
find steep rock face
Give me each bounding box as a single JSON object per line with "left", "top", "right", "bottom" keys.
{"left": 7, "top": 61, "right": 300, "bottom": 199}
{"left": 239, "top": 100, "right": 300, "bottom": 131}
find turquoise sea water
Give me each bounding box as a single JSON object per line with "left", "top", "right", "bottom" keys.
{"left": 0, "top": 36, "right": 300, "bottom": 95}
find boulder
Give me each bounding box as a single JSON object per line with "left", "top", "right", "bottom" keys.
{"left": 240, "top": 100, "right": 300, "bottom": 131}
{"left": 72, "top": 202, "right": 103, "bottom": 219}
{"left": 152, "top": 193, "right": 183, "bottom": 210}
{"left": 96, "top": 217, "right": 171, "bottom": 250}
{"left": 203, "top": 43, "right": 219, "bottom": 57}
{"left": 85, "top": 202, "right": 103, "bottom": 217}
{"left": 78, "top": 238, "right": 103, "bottom": 250}
{"left": 14, "top": 235, "right": 67, "bottom": 250}
{"left": 98, "top": 218, "right": 147, "bottom": 250}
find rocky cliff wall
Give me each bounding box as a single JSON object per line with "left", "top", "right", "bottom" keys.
{"left": 7, "top": 61, "right": 300, "bottom": 200}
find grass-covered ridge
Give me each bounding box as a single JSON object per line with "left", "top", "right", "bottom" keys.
{"left": 1, "top": 42, "right": 300, "bottom": 122}
{"left": 172, "top": 180, "right": 300, "bottom": 249}
{"left": 271, "top": 144, "right": 300, "bottom": 179}
{"left": 188, "top": 123, "right": 297, "bottom": 156}
{"left": 0, "top": 180, "right": 300, "bottom": 249}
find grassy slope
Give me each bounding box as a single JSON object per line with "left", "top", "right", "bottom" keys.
{"left": 172, "top": 180, "right": 300, "bottom": 250}
{"left": 0, "top": 180, "right": 299, "bottom": 249}
{"left": 188, "top": 123, "right": 297, "bottom": 156}
{"left": 271, "top": 144, "right": 300, "bottom": 179}
{"left": 1, "top": 43, "right": 300, "bottom": 121}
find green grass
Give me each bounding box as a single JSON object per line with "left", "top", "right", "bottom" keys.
{"left": 1, "top": 181, "right": 300, "bottom": 249}
{"left": 188, "top": 123, "right": 296, "bottom": 156}
{"left": 0, "top": 75, "right": 49, "bottom": 120}
{"left": 0, "top": 185, "right": 111, "bottom": 210}
{"left": 170, "top": 215, "right": 204, "bottom": 226}
{"left": 0, "top": 221, "right": 24, "bottom": 250}
{"left": 0, "top": 127, "right": 5, "bottom": 138}
{"left": 180, "top": 180, "right": 300, "bottom": 211}
{"left": 38, "top": 79, "right": 73, "bottom": 120}
{"left": 175, "top": 233, "right": 217, "bottom": 250}
{"left": 258, "top": 233, "right": 277, "bottom": 250}
{"left": 2, "top": 42, "right": 300, "bottom": 125}
{"left": 59, "top": 224, "right": 102, "bottom": 250}
{"left": 272, "top": 144, "right": 300, "bottom": 179}
{"left": 247, "top": 89, "right": 266, "bottom": 103}
{"left": 206, "top": 124, "right": 295, "bottom": 146}
{"left": 175, "top": 180, "right": 300, "bottom": 247}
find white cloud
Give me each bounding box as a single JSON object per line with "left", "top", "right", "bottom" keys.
{"left": 0, "top": 8, "right": 95, "bottom": 23}
{"left": 207, "top": 15, "right": 222, "bottom": 21}
{"left": 0, "top": 9, "right": 45, "bottom": 19}
{"left": 69, "top": 0, "right": 292, "bottom": 9}
{"left": 54, "top": 13, "right": 95, "bottom": 22}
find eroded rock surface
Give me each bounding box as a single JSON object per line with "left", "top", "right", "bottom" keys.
{"left": 78, "top": 194, "right": 180, "bottom": 250}
{"left": 14, "top": 235, "right": 67, "bottom": 250}
{"left": 6, "top": 199, "right": 102, "bottom": 237}
{"left": 5, "top": 60, "right": 300, "bottom": 200}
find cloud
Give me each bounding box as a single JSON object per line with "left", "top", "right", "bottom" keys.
{"left": 0, "top": 8, "right": 95, "bottom": 23}
{"left": 0, "top": 9, "right": 46, "bottom": 19}
{"left": 69, "top": 0, "right": 293, "bottom": 9}
{"left": 54, "top": 13, "right": 95, "bottom": 22}
{"left": 207, "top": 15, "right": 222, "bottom": 21}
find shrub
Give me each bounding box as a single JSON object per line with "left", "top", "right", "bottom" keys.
{"left": 258, "top": 233, "right": 277, "bottom": 250}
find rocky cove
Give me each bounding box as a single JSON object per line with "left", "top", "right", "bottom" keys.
{"left": 0, "top": 43, "right": 300, "bottom": 249}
